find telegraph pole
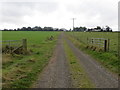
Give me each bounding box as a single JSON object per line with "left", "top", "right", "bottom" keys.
{"left": 71, "top": 18, "right": 76, "bottom": 38}
{"left": 72, "top": 18, "right": 76, "bottom": 31}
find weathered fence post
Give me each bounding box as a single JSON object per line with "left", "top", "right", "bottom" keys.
{"left": 8, "top": 41, "right": 10, "bottom": 47}
{"left": 108, "top": 39, "right": 110, "bottom": 51}
{"left": 104, "top": 40, "right": 107, "bottom": 52}
{"left": 92, "top": 39, "right": 93, "bottom": 44}
{"left": 22, "top": 39, "right": 27, "bottom": 54}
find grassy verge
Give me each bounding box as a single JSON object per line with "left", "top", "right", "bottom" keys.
{"left": 2, "top": 31, "right": 60, "bottom": 88}
{"left": 63, "top": 39, "right": 94, "bottom": 88}
{"left": 66, "top": 33, "right": 119, "bottom": 75}
{"left": 3, "top": 44, "right": 55, "bottom": 88}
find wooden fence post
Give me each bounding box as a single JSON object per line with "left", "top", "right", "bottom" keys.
{"left": 8, "top": 41, "right": 10, "bottom": 47}
{"left": 92, "top": 39, "right": 93, "bottom": 44}
{"left": 108, "top": 39, "right": 110, "bottom": 51}
{"left": 104, "top": 40, "right": 107, "bottom": 52}
{"left": 22, "top": 39, "right": 27, "bottom": 54}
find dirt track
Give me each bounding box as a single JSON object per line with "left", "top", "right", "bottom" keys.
{"left": 65, "top": 36, "right": 118, "bottom": 88}
{"left": 33, "top": 33, "right": 118, "bottom": 88}
{"left": 33, "top": 33, "right": 71, "bottom": 88}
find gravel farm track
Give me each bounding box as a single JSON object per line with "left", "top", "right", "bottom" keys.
{"left": 33, "top": 33, "right": 118, "bottom": 88}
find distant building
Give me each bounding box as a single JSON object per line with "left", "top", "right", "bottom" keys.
{"left": 60, "top": 28, "right": 67, "bottom": 31}
{"left": 92, "top": 29, "right": 102, "bottom": 32}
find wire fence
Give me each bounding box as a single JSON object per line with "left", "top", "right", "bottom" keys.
{"left": 0, "top": 39, "right": 27, "bottom": 54}
{"left": 68, "top": 33, "right": 110, "bottom": 52}
{"left": 1, "top": 40, "right": 22, "bottom": 48}
{"left": 87, "top": 38, "right": 110, "bottom": 52}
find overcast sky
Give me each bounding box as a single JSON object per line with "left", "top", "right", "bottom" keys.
{"left": 0, "top": 0, "right": 119, "bottom": 30}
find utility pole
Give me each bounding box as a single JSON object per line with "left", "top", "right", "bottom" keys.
{"left": 72, "top": 18, "right": 76, "bottom": 31}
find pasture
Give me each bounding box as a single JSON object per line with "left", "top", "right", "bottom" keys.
{"left": 1, "top": 31, "right": 119, "bottom": 88}
{"left": 2, "top": 31, "right": 60, "bottom": 88}
{"left": 67, "top": 32, "right": 118, "bottom": 53}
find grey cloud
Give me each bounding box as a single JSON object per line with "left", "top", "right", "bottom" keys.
{"left": 66, "top": 1, "right": 117, "bottom": 26}
{"left": 0, "top": 0, "right": 118, "bottom": 30}
{"left": 0, "top": 2, "right": 58, "bottom": 24}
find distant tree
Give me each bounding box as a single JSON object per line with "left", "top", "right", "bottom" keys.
{"left": 2, "top": 26, "right": 67, "bottom": 32}
{"left": 33, "top": 26, "right": 42, "bottom": 31}
{"left": 21, "top": 27, "right": 27, "bottom": 31}
{"left": 82, "top": 27, "right": 87, "bottom": 31}
{"left": 96, "top": 26, "right": 104, "bottom": 32}
{"left": 17, "top": 28, "right": 20, "bottom": 31}
{"left": 3, "top": 29, "right": 8, "bottom": 31}
{"left": 44, "top": 27, "right": 54, "bottom": 31}
{"left": 27, "top": 27, "right": 32, "bottom": 31}
{"left": 59, "top": 29, "right": 64, "bottom": 31}
{"left": 74, "top": 26, "right": 87, "bottom": 32}
{"left": 54, "top": 28, "right": 59, "bottom": 31}
{"left": 105, "top": 26, "right": 112, "bottom": 32}
{"left": 38, "top": 27, "right": 42, "bottom": 31}
{"left": 74, "top": 27, "right": 79, "bottom": 31}
{"left": 87, "top": 29, "right": 92, "bottom": 32}
{"left": 14, "top": 29, "right": 17, "bottom": 31}
{"left": 100, "top": 29, "right": 103, "bottom": 32}
{"left": 96, "top": 26, "right": 101, "bottom": 29}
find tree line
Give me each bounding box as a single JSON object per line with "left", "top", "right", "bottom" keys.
{"left": 2, "top": 26, "right": 64, "bottom": 31}
{"left": 73, "top": 26, "right": 112, "bottom": 32}
{"left": 2, "top": 25, "right": 112, "bottom": 32}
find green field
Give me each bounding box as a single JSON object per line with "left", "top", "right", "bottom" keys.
{"left": 66, "top": 32, "right": 119, "bottom": 74}
{"left": 1, "top": 31, "right": 119, "bottom": 88}
{"left": 2, "top": 31, "right": 60, "bottom": 88}
{"left": 67, "top": 32, "right": 118, "bottom": 53}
